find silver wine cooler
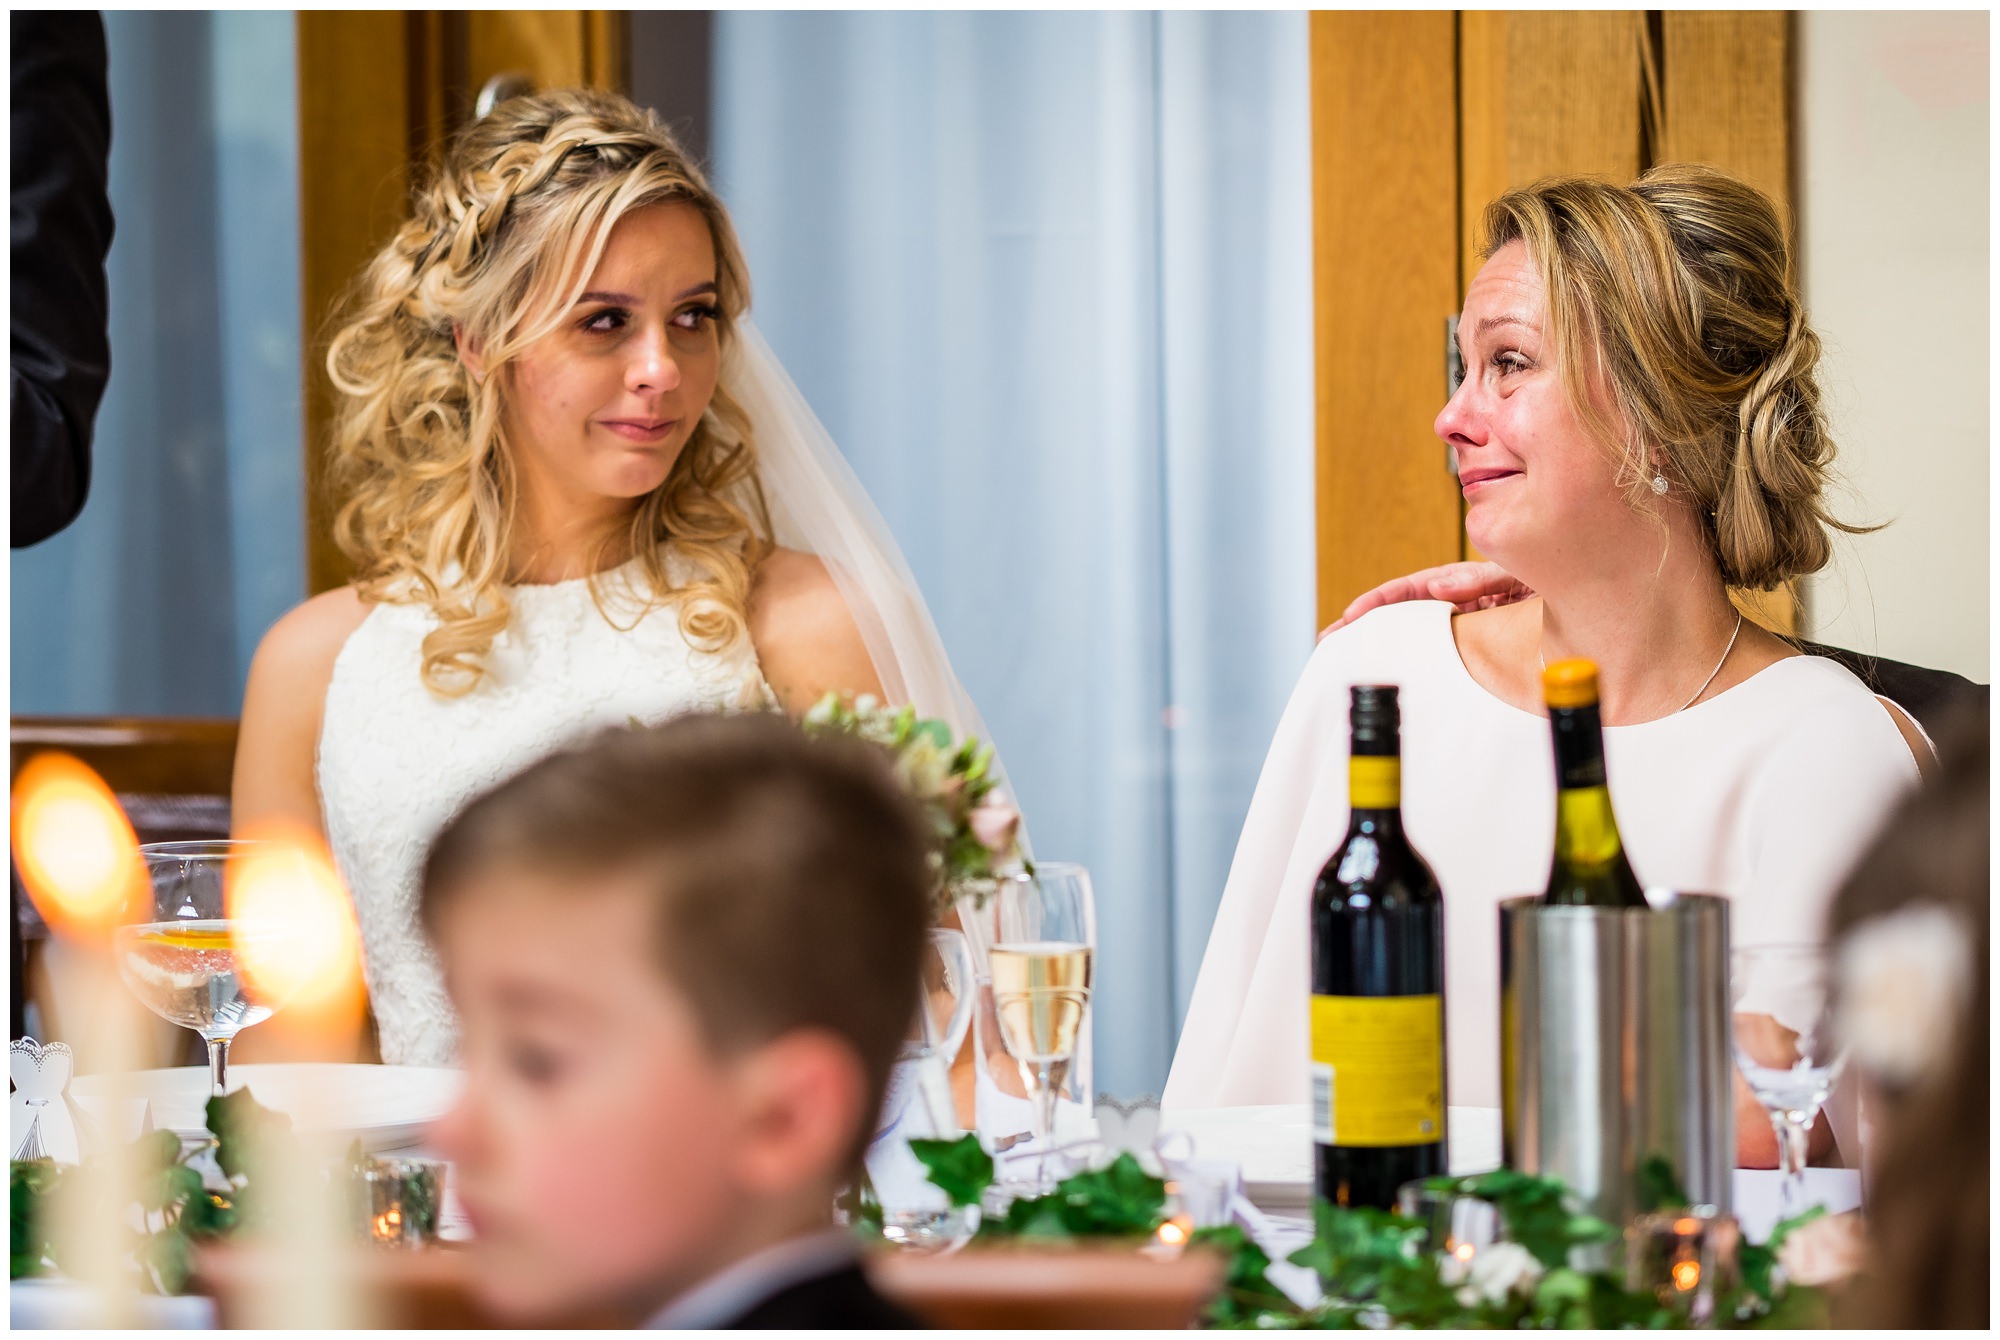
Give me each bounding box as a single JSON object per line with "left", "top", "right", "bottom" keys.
{"left": 1498, "top": 894, "right": 1734, "bottom": 1258}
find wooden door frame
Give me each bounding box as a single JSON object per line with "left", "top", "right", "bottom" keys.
{"left": 294, "top": 12, "right": 629, "bottom": 596}
{"left": 1310, "top": 10, "right": 1797, "bottom": 632}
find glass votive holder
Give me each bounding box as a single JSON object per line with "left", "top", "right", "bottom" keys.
{"left": 1396, "top": 1181, "right": 1501, "bottom": 1263}
{"left": 1625, "top": 1206, "right": 1742, "bottom": 1327}
{"left": 355, "top": 1156, "right": 446, "bottom": 1249}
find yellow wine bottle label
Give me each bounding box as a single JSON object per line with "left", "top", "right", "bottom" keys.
{"left": 1347, "top": 756, "right": 1401, "bottom": 810}
{"left": 1308, "top": 993, "right": 1445, "bottom": 1147}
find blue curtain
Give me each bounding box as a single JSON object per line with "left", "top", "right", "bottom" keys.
{"left": 10, "top": 11, "right": 304, "bottom": 717}
{"left": 712, "top": 11, "right": 1315, "bottom": 1094}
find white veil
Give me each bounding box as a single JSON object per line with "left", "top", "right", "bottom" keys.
{"left": 722, "top": 319, "right": 1003, "bottom": 774}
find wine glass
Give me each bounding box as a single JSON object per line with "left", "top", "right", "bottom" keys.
{"left": 1729, "top": 945, "right": 1848, "bottom": 1221}
{"left": 987, "top": 865, "right": 1095, "bottom": 1196}
{"left": 116, "top": 841, "right": 288, "bottom": 1096}
{"left": 867, "top": 929, "right": 979, "bottom": 1249}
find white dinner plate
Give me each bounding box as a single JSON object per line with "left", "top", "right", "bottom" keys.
{"left": 71, "top": 1063, "right": 463, "bottom": 1152}
{"left": 1161, "top": 1104, "right": 1502, "bottom": 1208}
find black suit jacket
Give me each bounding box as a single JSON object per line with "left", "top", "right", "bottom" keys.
{"left": 725, "top": 1263, "right": 922, "bottom": 1330}
{"left": 11, "top": 10, "right": 114, "bottom": 548}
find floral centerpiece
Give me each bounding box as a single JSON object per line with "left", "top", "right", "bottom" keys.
{"left": 801, "top": 693, "right": 1029, "bottom": 920}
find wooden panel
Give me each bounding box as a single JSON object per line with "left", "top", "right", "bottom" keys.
{"left": 1660, "top": 11, "right": 1790, "bottom": 212}
{"left": 1459, "top": 11, "right": 1647, "bottom": 289}
{"left": 297, "top": 13, "right": 417, "bottom": 595}
{"left": 1661, "top": 11, "right": 1798, "bottom": 634}
{"left": 1310, "top": 13, "right": 1466, "bottom": 627}
{"left": 295, "top": 13, "right": 630, "bottom": 596}
{"left": 11, "top": 717, "right": 239, "bottom": 797}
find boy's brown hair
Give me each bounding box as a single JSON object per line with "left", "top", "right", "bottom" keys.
{"left": 419, "top": 711, "right": 931, "bottom": 1160}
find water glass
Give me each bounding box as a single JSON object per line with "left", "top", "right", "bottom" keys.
{"left": 1729, "top": 945, "right": 1847, "bottom": 1220}
{"left": 1626, "top": 1207, "right": 1741, "bottom": 1326}
{"left": 865, "top": 930, "right": 979, "bottom": 1249}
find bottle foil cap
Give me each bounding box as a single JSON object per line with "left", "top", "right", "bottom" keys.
{"left": 1542, "top": 658, "right": 1600, "bottom": 709}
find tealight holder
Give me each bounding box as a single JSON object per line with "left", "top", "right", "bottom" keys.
{"left": 355, "top": 1156, "right": 445, "bottom": 1249}
{"left": 1625, "top": 1206, "right": 1741, "bottom": 1327}
{"left": 1396, "top": 1182, "right": 1501, "bottom": 1263}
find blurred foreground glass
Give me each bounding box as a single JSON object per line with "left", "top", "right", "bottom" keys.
{"left": 117, "top": 842, "right": 289, "bottom": 1095}
{"left": 1729, "top": 946, "right": 1847, "bottom": 1220}
{"left": 866, "top": 930, "right": 979, "bottom": 1249}
{"left": 1395, "top": 1181, "right": 1500, "bottom": 1260}
{"left": 1626, "top": 1206, "right": 1741, "bottom": 1326}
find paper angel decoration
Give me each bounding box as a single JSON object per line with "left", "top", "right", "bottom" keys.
{"left": 11, "top": 1038, "right": 82, "bottom": 1164}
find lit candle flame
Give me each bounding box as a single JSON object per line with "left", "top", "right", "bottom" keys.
{"left": 1672, "top": 1259, "right": 1701, "bottom": 1292}
{"left": 226, "top": 821, "right": 365, "bottom": 1027}
{"left": 373, "top": 1208, "right": 403, "bottom": 1241}
{"left": 1156, "top": 1216, "right": 1192, "bottom": 1247}
{"left": 10, "top": 752, "right": 144, "bottom": 941}
{"left": 1453, "top": 1242, "right": 1477, "bottom": 1262}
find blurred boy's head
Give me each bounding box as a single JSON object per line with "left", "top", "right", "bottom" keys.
{"left": 420, "top": 712, "right": 930, "bottom": 1323}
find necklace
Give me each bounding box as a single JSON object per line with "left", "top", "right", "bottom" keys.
{"left": 1540, "top": 614, "right": 1744, "bottom": 714}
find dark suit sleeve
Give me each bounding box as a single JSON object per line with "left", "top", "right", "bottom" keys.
{"left": 10, "top": 11, "right": 114, "bottom": 548}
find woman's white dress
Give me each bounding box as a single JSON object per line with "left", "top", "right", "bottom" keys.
{"left": 316, "top": 550, "right": 770, "bottom": 1066}
{"left": 1164, "top": 600, "right": 1921, "bottom": 1113}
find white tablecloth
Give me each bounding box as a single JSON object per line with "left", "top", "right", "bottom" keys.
{"left": 1162, "top": 1103, "right": 1862, "bottom": 1241}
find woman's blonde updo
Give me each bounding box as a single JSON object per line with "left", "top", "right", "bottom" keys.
{"left": 325, "top": 86, "right": 768, "bottom": 695}
{"left": 1482, "top": 163, "right": 1864, "bottom": 591}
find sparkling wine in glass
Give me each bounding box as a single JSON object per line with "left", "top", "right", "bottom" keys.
{"left": 119, "top": 841, "right": 288, "bottom": 1096}
{"left": 989, "top": 867, "right": 1095, "bottom": 1196}
{"left": 1729, "top": 944, "right": 1848, "bottom": 1221}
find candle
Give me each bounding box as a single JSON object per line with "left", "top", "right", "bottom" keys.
{"left": 358, "top": 1156, "right": 447, "bottom": 1249}
{"left": 1625, "top": 1206, "right": 1742, "bottom": 1326}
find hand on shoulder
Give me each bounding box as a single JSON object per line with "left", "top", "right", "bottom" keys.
{"left": 748, "top": 547, "right": 885, "bottom": 716}
{"left": 233, "top": 586, "right": 375, "bottom": 837}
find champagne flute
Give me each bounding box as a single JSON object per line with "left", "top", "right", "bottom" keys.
{"left": 1729, "top": 945, "right": 1848, "bottom": 1221}
{"left": 116, "top": 841, "right": 287, "bottom": 1096}
{"left": 989, "top": 865, "right": 1095, "bottom": 1196}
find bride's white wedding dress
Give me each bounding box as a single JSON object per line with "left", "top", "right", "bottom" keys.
{"left": 317, "top": 549, "right": 770, "bottom": 1067}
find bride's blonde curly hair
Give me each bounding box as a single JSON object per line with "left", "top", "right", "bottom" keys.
{"left": 325, "top": 87, "right": 769, "bottom": 696}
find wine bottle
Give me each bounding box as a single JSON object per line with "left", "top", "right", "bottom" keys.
{"left": 1541, "top": 658, "right": 1647, "bottom": 908}
{"left": 1310, "top": 685, "right": 1447, "bottom": 1210}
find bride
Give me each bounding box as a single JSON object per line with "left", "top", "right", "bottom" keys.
{"left": 232, "top": 89, "right": 989, "bottom": 1066}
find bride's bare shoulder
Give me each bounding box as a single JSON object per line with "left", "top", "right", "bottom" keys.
{"left": 747, "top": 546, "right": 883, "bottom": 711}
{"left": 251, "top": 585, "right": 374, "bottom": 682}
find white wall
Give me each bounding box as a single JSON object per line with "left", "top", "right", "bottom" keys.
{"left": 1797, "top": 11, "right": 1990, "bottom": 681}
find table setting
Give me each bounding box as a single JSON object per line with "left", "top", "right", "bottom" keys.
{"left": 9, "top": 710, "right": 1881, "bottom": 1330}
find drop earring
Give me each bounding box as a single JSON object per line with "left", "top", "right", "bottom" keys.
{"left": 1650, "top": 472, "right": 1670, "bottom": 496}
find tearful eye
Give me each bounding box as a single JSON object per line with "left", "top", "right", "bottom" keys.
{"left": 672, "top": 304, "right": 720, "bottom": 333}
{"left": 581, "top": 308, "right": 629, "bottom": 335}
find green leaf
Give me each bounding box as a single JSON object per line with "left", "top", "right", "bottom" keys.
{"left": 1762, "top": 1204, "right": 1826, "bottom": 1253}
{"left": 1636, "top": 1154, "right": 1690, "bottom": 1213}
{"left": 207, "top": 1087, "right": 293, "bottom": 1182}
{"left": 139, "top": 1225, "right": 194, "bottom": 1296}
{"left": 911, "top": 718, "right": 952, "bottom": 751}
{"left": 1047, "top": 1152, "right": 1166, "bottom": 1236}
{"left": 908, "top": 1134, "right": 994, "bottom": 1209}
{"left": 1192, "top": 1224, "right": 1303, "bottom": 1328}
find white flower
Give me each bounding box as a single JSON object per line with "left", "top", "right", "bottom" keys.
{"left": 894, "top": 736, "right": 952, "bottom": 797}
{"left": 1776, "top": 1212, "right": 1867, "bottom": 1287}
{"left": 1464, "top": 1242, "right": 1543, "bottom": 1304}
{"left": 1837, "top": 903, "right": 1973, "bottom": 1087}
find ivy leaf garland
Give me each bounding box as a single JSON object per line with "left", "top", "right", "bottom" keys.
{"left": 882, "top": 1132, "right": 1831, "bottom": 1329}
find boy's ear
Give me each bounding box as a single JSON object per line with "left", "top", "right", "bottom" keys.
{"left": 728, "top": 1030, "right": 871, "bottom": 1197}
{"left": 454, "top": 323, "right": 488, "bottom": 382}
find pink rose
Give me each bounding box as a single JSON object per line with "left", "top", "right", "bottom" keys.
{"left": 1776, "top": 1212, "right": 1866, "bottom": 1287}
{"left": 968, "top": 797, "right": 1021, "bottom": 856}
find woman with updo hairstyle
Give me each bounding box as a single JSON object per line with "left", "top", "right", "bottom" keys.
{"left": 232, "top": 88, "right": 989, "bottom": 1067}
{"left": 1168, "top": 164, "right": 1927, "bottom": 1168}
